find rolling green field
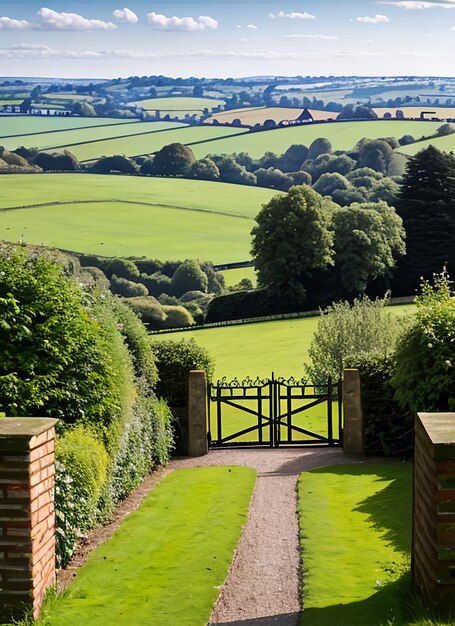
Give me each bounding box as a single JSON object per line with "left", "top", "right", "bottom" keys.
{"left": 190, "top": 120, "right": 442, "bottom": 159}
{"left": 220, "top": 266, "right": 257, "bottom": 287}
{"left": 397, "top": 133, "right": 455, "bottom": 156}
{"left": 49, "top": 124, "right": 247, "bottom": 162}
{"left": 1, "top": 121, "right": 186, "bottom": 152}
{"left": 0, "top": 174, "right": 275, "bottom": 262}
{"left": 0, "top": 115, "right": 136, "bottom": 138}
{"left": 129, "top": 96, "right": 224, "bottom": 111}
{"left": 34, "top": 467, "right": 256, "bottom": 626}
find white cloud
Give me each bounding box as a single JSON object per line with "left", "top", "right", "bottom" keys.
{"left": 0, "top": 16, "right": 33, "bottom": 29}
{"left": 269, "top": 11, "right": 316, "bottom": 20}
{"left": 0, "top": 44, "right": 432, "bottom": 61}
{"left": 113, "top": 8, "right": 138, "bottom": 24}
{"left": 380, "top": 1, "right": 455, "bottom": 8}
{"left": 246, "top": 24, "right": 258, "bottom": 29}
{"left": 286, "top": 33, "right": 338, "bottom": 40}
{"left": 357, "top": 14, "right": 390, "bottom": 23}
{"left": 240, "top": 38, "right": 249, "bottom": 42}
{"left": 146, "top": 12, "right": 218, "bottom": 31}
{"left": 38, "top": 7, "right": 116, "bottom": 30}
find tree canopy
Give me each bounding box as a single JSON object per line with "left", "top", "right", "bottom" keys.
{"left": 251, "top": 186, "right": 334, "bottom": 304}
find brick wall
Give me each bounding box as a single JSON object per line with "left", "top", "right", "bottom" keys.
{"left": 0, "top": 418, "right": 58, "bottom": 622}
{"left": 413, "top": 413, "right": 455, "bottom": 610}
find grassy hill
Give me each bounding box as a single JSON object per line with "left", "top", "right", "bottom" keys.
{"left": 0, "top": 174, "right": 275, "bottom": 262}
{"left": 0, "top": 115, "right": 136, "bottom": 138}
{"left": 397, "top": 132, "right": 455, "bottom": 156}
{"left": 129, "top": 96, "right": 225, "bottom": 113}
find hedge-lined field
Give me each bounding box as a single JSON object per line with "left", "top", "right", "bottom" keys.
{"left": 49, "top": 125, "right": 247, "bottom": 162}
{"left": 1, "top": 120, "right": 186, "bottom": 152}
{"left": 0, "top": 115, "right": 136, "bottom": 138}
{"left": 206, "top": 107, "right": 340, "bottom": 126}
{"left": 190, "top": 120, "right": 442, "bottom": 159}
{"left": 163, "top": 304, "right": 414, "bottom": 381}
{"left": 129, "top": 96, "right": 225, "bottom": 111}
{"left": 397, "top": 132, "right": 455, "bottom": 156}
{"left": 0, "top": 174, "right": 275, "bottom": 261}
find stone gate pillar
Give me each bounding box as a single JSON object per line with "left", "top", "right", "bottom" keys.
{"left": 0, "top": 418, "right": 58, "bottom": 622}
{"left": 342, "top": 369, "right": 364, "bottom": 454}
{"left": 188, "top": 371, "right": 208, "bottom": 457}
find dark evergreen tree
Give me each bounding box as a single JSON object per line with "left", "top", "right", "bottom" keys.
{"left": 394, "top": 146, "right": 455, "bottom": 294}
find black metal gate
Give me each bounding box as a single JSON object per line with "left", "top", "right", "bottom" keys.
{"left": 207, "top": 374, "right": 342, "bottom": 448}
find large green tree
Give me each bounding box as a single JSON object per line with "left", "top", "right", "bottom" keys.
{"left": 333, "top": 201, "right": 406, "bottom": 292}
{"left": 394, "top": 146, "right": 455, "bottom": 294}
{"left": 251, "top": 186, "right": 334, "bottom": 304}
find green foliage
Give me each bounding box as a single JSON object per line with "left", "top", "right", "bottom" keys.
{"left": 333, "top": 201, "right": 406, "bottom": 292}
{"left": 251, "top": 186, "right": 334, "bottom": 304}
{"left": 90, "top": 154, "right": 138, "bottom": 174}
{"left": 170, "top": 259, "right": 208, "bottom": 297}
{"left": 393, "top": 270, "right": 455, "bottom": 412}
{"left": 153, "top": 338, "right": 214, "bottom": 407}
{"left": 313, "top": 172, "right": 351, "bottom": 196}
{"left": 54, "top": 461, "right": 87, "bottom": 568}
{"left": 277, "top": 144, "right": 309, "bottom": 172}
{"left": 345, "top": 353, "right": 413, "bottom": 456}
{"left": 125, "top": 296, "right": 167, "bottom": 328}
{"left": 254, "top": 167, "right": 293, "bottom": 191}
{"left": 152, "top": 142, "right": 196, "bottom": 176}
{"left": 56, "top": 427, "right": 108, "bottom": 529}
{"left": 307, "top": 137, "right": 333, "bottom": 160}
{"left": 110, "top": 274, "right": 149, "bottom": 297}
{"left": 190, "top": 157, "right": 220, "bottom": 181}
{"left": 107, "top": 394, "right": 173, "bottom": 503}
{"left": 306, "top": 295, "right": 403, "bottom": 383}
{"left": 0, "top": 245, "right": 131, "bottom": 444}
{"left": 394, "top": 146, "right": 455, "bottom": 294}
{"left": 34, "top": 150, "right": 80, "bottom": 172}
{"left": 140, "top": 271, "right": 172, "bottom": 296}
{"left": 210, "top": 154, "right": 257, "bottom": 186}
{"left": 105, "top": 295, "right": 158, "bottom": 387}
{"left": 161, "top": 305, "right": 195, "bottom": 328}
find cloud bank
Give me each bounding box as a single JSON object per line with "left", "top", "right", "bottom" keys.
{"left": 146, "top": 12, "right": 218, "bottom": 31}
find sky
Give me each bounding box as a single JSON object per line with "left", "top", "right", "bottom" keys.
{"left": 0, "top": 1, "right": 454, "bottom": 79}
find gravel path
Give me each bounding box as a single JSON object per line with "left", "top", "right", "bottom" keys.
{"left": 172, "top": 447, "right": 352, "bottom": 625}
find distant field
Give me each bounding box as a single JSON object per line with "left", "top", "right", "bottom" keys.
{"left": 206, "top": 107, "right": 340, "bottom": 126}
{"left": 0, "top": 174, "right": 275, "bottom": 262}
{"left": 220, "top": 266, "right": 257, "bottom": 287}
{"left": 162, "top": 304, "right": 414, "bottom": 380}
{"left": 1, "top": 121, "right": 186, "bottom": 152}
{"left": 130, "top": 96, "right": 224, "bottom": 111}
{"left": 190, "top": 120, "right": 442, "bottom": 159}
{"left": 373, "top": 106, "right": 455, "bottom": 120}
{"left": 43, "top": 92, "right": 95, "bottom": 102}
{"left": 0, "top": 115, "right": 135, "bottom": 138}
{"left": 0, "top": 99, "right": 22, "bottom": 105}
{"left": 397, "top": 132, "right": 455, "bottom": 156}
{"left": 48, "top": 125, "right": 247, "bottom": 162}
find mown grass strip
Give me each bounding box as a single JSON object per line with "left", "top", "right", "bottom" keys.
{"left": 298, "top": 463, "right": 415, "bottom": 626}
{"left": 36, "top": 467, "right": 256, "bottom": 626}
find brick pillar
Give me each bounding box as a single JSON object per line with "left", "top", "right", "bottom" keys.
{"left": 0, "top": 418, "right": 58, "bottom": 622}
{"left": 413, "top": 413, "right": 455, "bottom": 611}
{"left": 342, "top": 369, "right": 364, "bottom": 454}
{"left": 188, "top": 371, "right": 208, "bottom": 457}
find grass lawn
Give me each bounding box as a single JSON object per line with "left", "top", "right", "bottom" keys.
{"left": 397, "top": 133, "right": 455, "bottom": 156}
{"left": 298, "top": 464, "right": 453, "bottom": 626}
{"left": 0, "top": 174, "right": 274, "bottom": 263}
{"left": 34, "top": 467, "right": 256, "bottom": 626}
{"left": 190, "top": 120, "right": 442, "bottom": 159}
{"left": 0, "top": 116, "right": 135, "bottom": 138}
{"left": 0, "top": 121, "right": 186, "bottom": 152}
{"left": 298, "top": 463, "right": 413, "bottom": 626}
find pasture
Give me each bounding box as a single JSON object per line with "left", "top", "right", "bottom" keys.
{"left": 220, "top": 266, "right": 257, "bottom": 287}
{"left": 45, "top": 124, "right": 247, "bottom": 162}
{"left": 129, "top": 96, "right": 225, "bottom": 112}
{"left": 0, "top": 115, "right": 135, "bottom": 139}
{"left": 397, "top": 132, "right": 455, "bottom": 156}
{"left": 1, "top": 120, "right": 186, "bottom": 152}
{"left": 0, "top": 174, "right": 274, "bottom": 262}
{"left": 190, "top": 120, "right": 442, "bottom": 159}
{"left": 206, "top": 107, "right": 340, "bottom": 126}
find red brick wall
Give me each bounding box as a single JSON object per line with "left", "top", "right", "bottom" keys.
{"left": 0, "top": 426, "right": 56, "bottom": 621}
{"left": 413, "top": 416, "right": 455, "bottom": 608}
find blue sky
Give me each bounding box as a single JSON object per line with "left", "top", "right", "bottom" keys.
{"left": 0, "top": 1, "right": 454, "bottom": 78}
